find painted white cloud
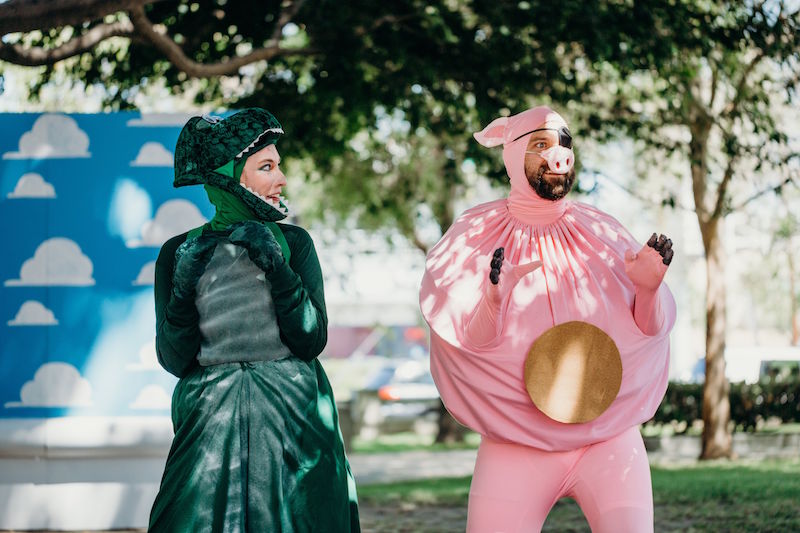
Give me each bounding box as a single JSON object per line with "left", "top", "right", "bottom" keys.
{"left": 7, "top": 172, "right": 56, "bottom": 198}
{"left": 3, "top": 114, "right": 90, "bottom": 159}
{"left": 132, "top": 261, "right": 156, "bottom": 286}
{"left": 127, "top": 199, "right": 207, "bottom": 248}
{"left": 5, "top": 237, "right": 95, "bottom": 286}
{"left": 126, "top": 338, "right": 159, "bottom": 371}
{"left": 130, "top": 142, "right": 174, "bottom": 167}
{"left": 127, "top": 113, "right": 195, "bottom": 127}
{"left": 8, "top": 300, "right": 58, "bottom": 326}
{"left": 5, "top": 362, "right": 92, "bottom": 407}
{"left": 129, "top": 384, "right": 171, "bottom": 410}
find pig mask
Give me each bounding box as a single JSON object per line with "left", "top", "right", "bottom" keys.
{"left": 474, "top": 106, "right": 576, "bottom": 204}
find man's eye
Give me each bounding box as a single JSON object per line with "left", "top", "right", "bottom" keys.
{"left": 536, "top": 142, "right": 546, "bottom": 149}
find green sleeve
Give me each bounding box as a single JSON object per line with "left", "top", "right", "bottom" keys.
{"left": 154, "top": 231, "right": 201, "bottom": 377}
{"left": 267, "top": 224, "right": 328, "bottom": 361}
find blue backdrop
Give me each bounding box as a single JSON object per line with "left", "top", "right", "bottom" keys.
{"left": 0, "top": 112, "right": 217, "bottom": 418}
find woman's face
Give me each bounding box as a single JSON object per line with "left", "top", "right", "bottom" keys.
{"left": 239, "top": 144, "right": 287, "bottom": 202}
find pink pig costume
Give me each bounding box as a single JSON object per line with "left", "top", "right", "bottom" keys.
{"left": 419, "top": 106, "right": 676, "bottom": 532}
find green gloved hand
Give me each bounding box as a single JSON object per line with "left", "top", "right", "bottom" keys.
{"left": 228, "top": 220, "right": 285, "bottom": 275}
{"left": 172, "top": 234, "right": 219, "bottom": 301}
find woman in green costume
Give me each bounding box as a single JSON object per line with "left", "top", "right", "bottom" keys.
{"left": 148, "top": 108, "right": 360, "bottom": 532}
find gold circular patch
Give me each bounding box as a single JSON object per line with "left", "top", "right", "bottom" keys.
{"left": 524, "top": 321, "right": 622, "bottom": 424}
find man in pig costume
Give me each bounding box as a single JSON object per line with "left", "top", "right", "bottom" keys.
{"left": 420, "top": 106, "right": 675, "bottom": 532}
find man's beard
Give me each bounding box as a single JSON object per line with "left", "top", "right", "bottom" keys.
{"left": 525, "top": 162, "right": 576, "bottom": 201}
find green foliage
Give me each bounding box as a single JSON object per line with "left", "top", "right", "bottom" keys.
{"left": 578, "top": 1, "right": 800, "bottom": 213}
{"left": 7, "top": 3, "right": 798, "bottom": 229}
{"left": 4, "top": 0, "right": 704, "bottom": 240}
{"left": 649, "top": 380, "right": 800, "bottom": 433}
{"left": 358, "top": 475, "right": 471, "bottom": 505}
{"left": 351, "top": 430, "right": 481, "bottom": 455}
{"left": 650, "top": 460, "right": 800, "bottom": 532}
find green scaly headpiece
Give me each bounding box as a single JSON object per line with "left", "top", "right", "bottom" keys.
{"left": 173, "top": 108, "right": 289, "bottom": 222}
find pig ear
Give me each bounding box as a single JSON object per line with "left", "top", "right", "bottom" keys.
{"left": 473, "top": 117, "right": 508, "bottom": 147}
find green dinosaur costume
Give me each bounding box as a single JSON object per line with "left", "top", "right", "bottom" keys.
{"left": 149, "top": 109, "right": 360, "bottom": 532}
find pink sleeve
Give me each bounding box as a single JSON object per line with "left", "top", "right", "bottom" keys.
{"left": 464, "top": 282, "right": 503, "bottom": 347}
{"left": 633, "top": 285, "right": 665, "bottom": 336}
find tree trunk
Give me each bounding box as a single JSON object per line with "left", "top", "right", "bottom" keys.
{"left": 699, "top": 217, "right": 733, "bottom": 459}
{"left": 788, "top": 249, "right": 799, "bottom": 346}
{"left": 433, "top": 400, "right": 468, "bottom": 443}
{"left": 430, "top": 164, "right": 466, "bottom": 443}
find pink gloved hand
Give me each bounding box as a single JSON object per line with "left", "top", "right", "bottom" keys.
{"left": 625, "top": 233, "right": 674, "bottom": 335}
{"left": 465, "top": 247, "right": 543, "bottom": 347}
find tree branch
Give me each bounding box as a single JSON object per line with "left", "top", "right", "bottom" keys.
{"left": 410, "top": 230, "right": 430, "bottom": 255}
{"left": 128, "top": 2, "right": 315, "bottom": 78}
{"left": 269, "top": 0, "right": 305, "bottom": 45}
{"left": 0, "top": 20, "right": 133, "bottom": 66}
{"left": 0, "top": 0, "right": 315, "bottom": 75}
{"left": 730, "top": 173, "right": 798, "bottom": 212}
{"left": 353, "top": 14, "right": 418, "bottom": 37}
{"left": 721, "top": 49, "right": 767, "bottom": 119}
{"left": 589, "top": 169, "right": 695, "bottom": 213}
{"left": 0, "top": 0, "right": 166, "bottom": 35}
{"left": 709, "top": 62, "right": 719, "bottom": 110}
{"left": 711, "top": 152, "right": 736, "bottom": 220}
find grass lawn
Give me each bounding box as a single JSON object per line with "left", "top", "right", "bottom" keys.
{"left": 357, "top": 458, "right": 800, "bottom": 532}
{"left": 351, "top": 423, "right": 800, "bottom": 454}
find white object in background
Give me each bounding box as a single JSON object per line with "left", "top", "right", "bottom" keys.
{"left": 0, "top": 417, "right": 174, "bottom": 530}
{"left": 6, "top": 172, "right": 56, "bottom": 198}
{"left": 4, "top": 238, "right": 95, "bottom": 286}
{"left": 3, "top": 113, "right": 91, "bottom": 159}
{"left": 130, "top": 142, "right": 174, "bottom": 167}
{"left": 7, "top": 300, "right": 58, "bottom": 326}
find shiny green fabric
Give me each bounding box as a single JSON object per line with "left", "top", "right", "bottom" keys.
{"left": 148, "top": 358, "right": 359, "bottom": 532}
{"left": 151, "top": 221, "right": 358, "bottom": 531}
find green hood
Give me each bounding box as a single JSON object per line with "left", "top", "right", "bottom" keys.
{"left": 173, "top": 108, "right": 289, "bottom": 222}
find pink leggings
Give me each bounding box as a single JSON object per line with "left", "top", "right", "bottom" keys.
{"left": 467, "top": 426, "right": 653, "bottom": 533}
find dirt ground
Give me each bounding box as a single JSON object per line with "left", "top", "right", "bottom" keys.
{"left": 358, "top": 501, "right": 704, "bottom": 533}
{"left": 360, "top": 504, "right": 467, "bottom": 533}
{"left": 359, "top": 501, "right": 590, "bottom": 533}
{"left": 1, "top": 501, "right": 761, "bottom": 533}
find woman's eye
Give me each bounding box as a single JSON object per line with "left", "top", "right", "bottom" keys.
{"left": 261, "top": 163, "right": 273, "bottom": 171}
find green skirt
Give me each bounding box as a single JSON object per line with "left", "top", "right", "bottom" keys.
{"left": 148, "top": 358, "right": 360, "bottom": 532}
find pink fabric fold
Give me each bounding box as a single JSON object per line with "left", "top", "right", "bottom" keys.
{"left": 420, "top": 106, "right": 676, "bottom": 451}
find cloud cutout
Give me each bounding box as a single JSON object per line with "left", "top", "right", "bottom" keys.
{"left": 5, "top": 362, "right": 92, "bottom": 407}
{"left": 132, "top": 261, "right": 156, "bottom": 286}
{"left": 129, "top": 384, "right": 171, "bottom": 410}
{"left": 126, "top": 338, "right": 159, "bottom": 371}
{"left": 127, "top": 199, "right": 207, "bottom": 248}
{"left": 7, "top": 172, "right": 56, "bottom": 198}
{"left": 8, "top": 300, "right": 58, "bottom": 326}
{"left": 3, "top": 114, "right": 90, "bottom": 159}
{"left": 5, "top": 237, "right": 95, "bottom": 286}
{"left": 127, "top": 113, "right": 195, "bottom": 127}
{"left": 130, "top": 142, "right": 174, "bottom": 167}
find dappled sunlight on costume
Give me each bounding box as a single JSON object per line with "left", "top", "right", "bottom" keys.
{"left": 420, "top": 106, "right": 675, "bottom": 532}
{"left": 148, "top": 109, "right": 359, "bottom": 532}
